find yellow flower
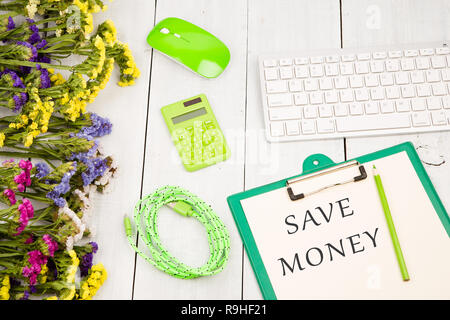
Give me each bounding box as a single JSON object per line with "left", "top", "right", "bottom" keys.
{"left": 45, "top": 296, "right": 58, "bottom": 300}
{"left": 0, "top": 275, "right": 10, "bottom": 300}
{"left": 0, "top": 132, "right": 5, "bottom": 148}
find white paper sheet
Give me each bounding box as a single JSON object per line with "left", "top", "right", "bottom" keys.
{"left": 240, "top": 151, "right": 450, "bottom": 299}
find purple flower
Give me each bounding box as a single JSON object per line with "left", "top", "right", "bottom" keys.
{"left": 81, "top": 157, "right": 108, "bottom": 186}
{"left": 36, "top": 39, "right": 47, "bottom": 49}
{"left": 36, "top": 64, "right": 51, "bottom": 89}
{"left": 35, "top": 162, "right": 50, "bottom": 178}
{"left": 27, "top": 19, "right": 41, "bottom": 44}
{"left": 89, "top": 241, "right": 98, "bottom": 253}
{"left": 80, "top": 252, "right": 93, "bottom": 277}
{"left": 1, "top": 69, "right": 25, "bottom": 88}
{"left": 46, "top": 163, "right": 77, "bottom": 207}
{"left": 17, "top": 41, "right": 37, "bottom": 61}
{"left": 78, "top": 113, "right": 112, "bottom": 139}
{"left": 7, "top": 16, "right": 15, "bottom": 30}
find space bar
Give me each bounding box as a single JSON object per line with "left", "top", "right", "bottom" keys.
{"left": 336, "top": 114, "right": 411, "bottom": 132}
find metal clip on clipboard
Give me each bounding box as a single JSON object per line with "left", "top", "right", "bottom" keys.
{"left": 286, "top": 160, "right": 367, "bottom": 201}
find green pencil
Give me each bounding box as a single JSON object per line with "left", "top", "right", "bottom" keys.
{"left": 372, "top": 165, "right": 410, "bottom": 281}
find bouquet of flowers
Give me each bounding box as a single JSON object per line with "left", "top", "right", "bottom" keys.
{"left": 0, "top": 0, "right": 140, "bottom": 300}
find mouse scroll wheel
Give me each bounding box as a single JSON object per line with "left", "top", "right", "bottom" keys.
{"left": 160, "top": 27, "right": 170, "bottom": 34}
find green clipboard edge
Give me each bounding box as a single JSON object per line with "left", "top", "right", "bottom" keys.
{"left": 226, "top": 142, "right": 450, "bottom": 300}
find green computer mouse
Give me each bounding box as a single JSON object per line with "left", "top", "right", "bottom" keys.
{"left": 147, "top": 17, "right": 230, "bottom": 78}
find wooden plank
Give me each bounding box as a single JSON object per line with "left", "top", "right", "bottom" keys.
{"left": 133, "top": 0, "right": 248, "bottom": 299}
{"left": 243, "top": 0, "right": 344, "bottom": 299}
{"left": 342, "top": 0, "right": 450, "bottom": 211}
{"left": 84, "top": 0, "right": 156, "bottom": 299}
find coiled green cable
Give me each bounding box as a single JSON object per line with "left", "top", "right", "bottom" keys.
{"left": 124, "top": 185, "right": 231, "bottom": 279}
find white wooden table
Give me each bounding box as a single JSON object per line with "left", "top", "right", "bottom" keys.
{"left": 90, "top": 0, "right": 450, "bottom": 299}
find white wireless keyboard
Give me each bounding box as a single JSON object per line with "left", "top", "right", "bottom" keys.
{"left": 258, "top": 42, "right": 450, "bottom": 142}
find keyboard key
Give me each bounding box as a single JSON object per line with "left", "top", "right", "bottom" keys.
{"left": 334, "top": 104, "right": 348, "bottom": 117}
{"left": 385, "top": 60, "right": 400, "bottom": 72}
{"left": 386, "top": 86, "right": 400, "bottom": 99}
{"left": 415, "top": 57, "right": 430, "bottom": 69}
{"left": 417, "top": 84, "right": 431, "bottom": 97}
{"left": 340, "top": 89, "right": 354, "bottom": 102}
{"left": 380, "top": 101, "right": 395, "bottom": 113}
{"left": 425, "top": 69, "right": 440, "bottom": 82}
{"left": 400, "top": 85, "right": 415, "bottom": 98}
{"left": 269, "top": 106, "right": 302, "bottom": 121}
{"left": 349, "top": 103, "right": 364, "bottom": 115}
{"left": 396, "top": 100, "right": 411, "bottom": 112}
{"left": 443, "top": 97, "right": 450, "bottom": 109}
{"left": 294, "top": 93, "right": 308, "bottom": 105}
{"left": 280, "top": 67, "right": 294, "bottom": 79}
{"left": 355, "top": 88, "right": 370, "bottom": 101}
{"left": 442, "top": 69, "right": 450, "bottom": 81}
{"left": 370, "top": 61, "right": 384, "bottom": 73}
{"left": 427, "top": 97, "right": 442, "bottom": 110}
{"left": 325, "top": 64, "right": 339, "bottom": 76}
{"left": 326, "top": 55, "right": 339, "bottom": 63}
{"left": 411, "top": 98, "right": 427, "bottom": 111}
{"left": 365, "top": 74, "right": 379, "bottom": 87}
{"left": 304, "top": 79, "right": 319, "bottom": 91}
{"left": 319, "top": 104, "right": 333, "bottom": 117}
{"left": 355, "top": 61, "right": 370, "bottom": 74}
{"left": 388, "top": 50, "right": 402, "bottom": 58}
{"left": 336, "top": 114, "right": 411, "bottom": 132}
{"left": 294, "top": 66, "right": 309, "bottom": 78}
{"left": 340, "top": 62, "right": 354, "bottom": 75}
{"left": 400, "top": 58, "right": 415, "bottom": 71}
{"left": 432, "top": 83, "right": 447, "bottom": 96}
{"left": 395, "top": 72, "right": 409, "bottom": 84}
{"left": 267, "top": 93, "right": 292, "bottom": 107}
{"left": 301, "top": 119, "right": 316, "bottom": 134}
{"left": 419, "top": 48, "right": 434, "bottom": 56}
{"left": 317, "top": 118, "right": 335, "bottom": 133}
{"left": 380, "top": 73, "right": 394, "bottom": 86}
{"left": 263, "top": 59, "right": 277, "bottom": 67}
{"left": 280, "top": 58, "right": 293, "bottom": 66}
{"left": 334, "top": 77, "right": 348, "bottom": 89}
{"left": 404, "top": 49, "right": 418, "bottom": 57}
{"left": 265, "top": 68, "right": 278, "bottom": 80}
{"left": 295, "top": 57, "right": 309, "bottom": 65}
{"left": 304, "top": 106, "right": 318, "bottom": 119}
{"left": 357, "top": 53, "right": 371, "bottom": 60}
{"left": 412, "top": 112, "right": 431, "bottom": 127}
{"left": 431, "top": 56, "right": 446, "bottom": 68}
{"left": 288, "top": 80, "right": 302, "bottom": 92}
{"left": 319, "top": 78, "right": 333, "bottom": 90}
{"left": 431, "top": 110, "right": 447, "bottom": 125}
{"left": 266, "top": 80, "right": 287, "bottom": 93}
{"left": 342, "top": 54, "right": 356, "bottom": 62}
{"left": 270, "top": 122, "right": 285, "bottom": 137}
{"left": 349, "top": 75, "right": 364, "bottom": 88}
{"left": 372, "top": 52, "right": 387, "bottom": 59}
{"left": 365, "top": 102, "right": 379, "bottom": 114}
{"left": 310, "top": 92, "right": 323, "bottom": 104}
{"left": 310, "top": 64, "right": 324, "bottom": 77}
{"left": 324, "top": 90, "right": 339, "bottom": 103}
{"left": 310, "top": 56, "right": 324, "bottom": 64}
{"left": 370, "top": 87, "right": 385, "bottom": 100}
{"left": 436, "top": 47, "right": 450, "bottom": 55}
{"left": 410, "top": 71, "right": 425, "bottom": 84}
{"left": 285, "top": 120, "right": 300, "bottom": 135}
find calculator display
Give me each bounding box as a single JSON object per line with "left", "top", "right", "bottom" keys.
{"left": 171, "top": 107, "right": 207, "bottom": 124}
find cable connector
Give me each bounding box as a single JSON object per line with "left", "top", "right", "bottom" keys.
{"left": 166, "top": 201, "right": 195, "bottom": 217}
{"left": 124, "top": 216, "right": 133, "bottom": 237}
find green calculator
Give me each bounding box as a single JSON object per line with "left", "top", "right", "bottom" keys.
{"left": 161, "top": 94, "right": 231, "bottom": 172}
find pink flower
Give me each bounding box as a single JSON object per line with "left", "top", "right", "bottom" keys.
{"left": 3, "top": 188, "right": 16, "bottom": 205}
{"left": 22, "top": 250, "right": 47, "bottom": 286}
{"left": 14, "top": 198, "right": 34, "bottom": 236}
{"left": 42, "top": 234, "right": 58, "bottom": 257}
{"left": 19, "top": 160, "right": 33, "bottom": 171}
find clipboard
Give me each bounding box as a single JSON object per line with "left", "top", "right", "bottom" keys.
{"left": 227, "top": 142, "right": 450, "bottom": 300}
